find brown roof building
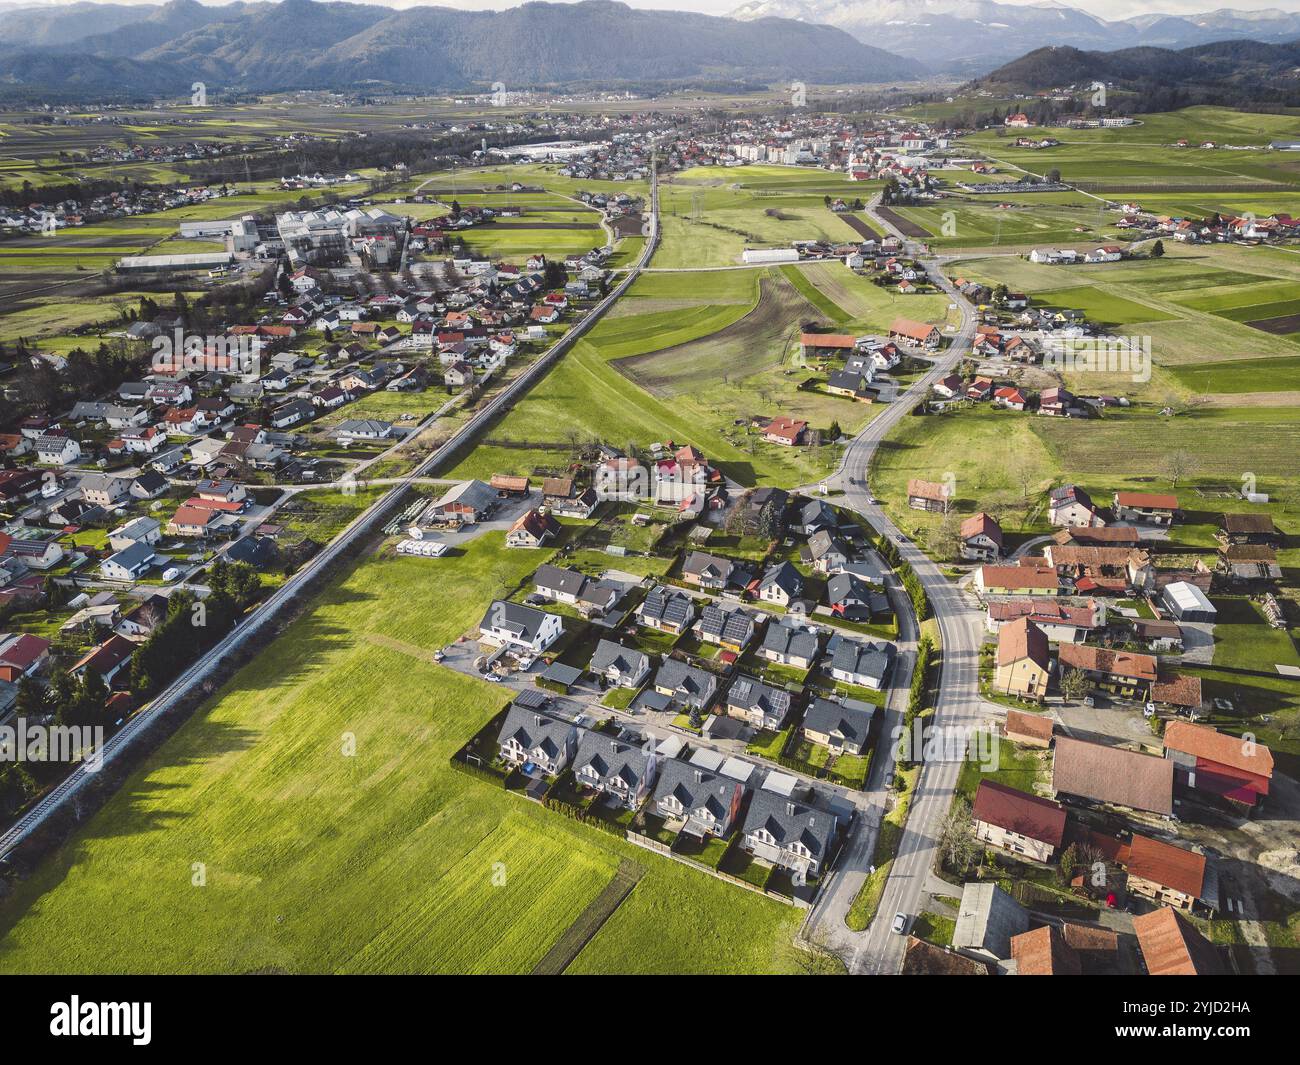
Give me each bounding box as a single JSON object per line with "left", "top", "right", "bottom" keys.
{"left": 1133, "top": 908, "right": 1224, "bottom": 975}
{"left": 1052, "top": 737, "right": 1174, "bottom": 816}
{"left": 1004, "top": 708, "right": 1054, "bottom": 748}
{"left": 1010, "top": 925, "right": 1082, "bottom": 975}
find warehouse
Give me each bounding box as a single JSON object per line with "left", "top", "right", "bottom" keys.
{"left": 1161, "top": 581, "right": 1217, "bottom": 624}
{"left": 741, "top": 247, "right": 800, "bottom": 265}
{"left": 116, "top": 252, "right": 234, "bottom": 274}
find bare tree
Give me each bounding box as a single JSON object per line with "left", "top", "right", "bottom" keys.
{"left": 1165, "top": 449, "right": 1195, "bottom": 488}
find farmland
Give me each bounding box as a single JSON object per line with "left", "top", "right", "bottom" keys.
{"left": 0, "top": 531, "right": 801, "bottom": 974}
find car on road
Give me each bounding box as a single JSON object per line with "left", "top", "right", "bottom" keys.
{"left": 895, "top": 534, "right": 907, "bottom": 543}
{"left": 891, "top": 912, "right": 909, "bottom": 935}
{"left": 482, "top": 672, "right": 502, "bottom": 683}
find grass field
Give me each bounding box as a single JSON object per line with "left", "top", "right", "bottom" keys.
{"left": 0, "top": 530, "right": 800, "bottom": 974}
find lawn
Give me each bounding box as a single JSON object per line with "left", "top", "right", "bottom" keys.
{"left": 955, "top": 734, "right": 1047, "bottom": 803}
{"left": 0, "top": 527, "right": 801, "bottom": 974}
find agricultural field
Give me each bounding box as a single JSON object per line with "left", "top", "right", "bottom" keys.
{"left": 0, "top": 530, "right": 801, "bottom": 974}
{"left": 654, "top": 165, "right": 869, "bottom": 269}
{"left": 951, "top": 242, "right": 1300, "bottom": 399}
{"left": 895, "top": 196, "right": 1122, "bottom": 251}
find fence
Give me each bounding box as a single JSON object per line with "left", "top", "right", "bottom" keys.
{"left": 624, "top": 831, "right": 807, "bottom": 908}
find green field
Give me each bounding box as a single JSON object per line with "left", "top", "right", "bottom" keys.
{"left": 0, "top": 531, "right": 800, "bottom": 974}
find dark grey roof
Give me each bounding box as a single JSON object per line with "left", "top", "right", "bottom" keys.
{"left": 639, "top": 585, "right": 693, "bottom": 628}
{"left": 760, "top": 619, "right": 820, "bottom": 662}
{"left": 589, "top": 639, "right": 649, "bottom": 679}
{"left": 495, "top": 705, "right": 573, "bottom": 760}
{"left": 653, "top": 758, "right": 740, "bottom": 818}
{"left": 803, "top": 696, "right": 875, "bottom": 746}
{"left": 573, "top": 731, "right": 652, "bottom": 790}
{"left": 743, "top": 788, "right": 839, "bottom": 861}
{"left": 827, "top": 572, "right": 869, "bottom": 605}
{"left": 683, "top": 551, "right": 736, "bottom": 583}
{"left": 759, "top": 561, "right": 803, "bottom": 597}
{"left": 829, "top": 636, "right": 894, "bottom": 685}
{"left": 654, "top": 658, "right": 717, "bottom": 706}
{"left": 726, "top": 675, "right": 791, "bottom": 720}
{"left": 479, "top": 599, "right": 553, "bottom": 643}
{"left": 512, "top": 688, "right": 550, "bottom": 710}
{"left": 807, "top": 528, "right": 849, "bottom": 561}
{"left": 697, "top": 604, "right": 755, "bottom": 645}
{"left": 534, "top": 562, "right": 587, "bottom": 598}
{"left": 799, "top": 498, "right": 836, "bottom": 528}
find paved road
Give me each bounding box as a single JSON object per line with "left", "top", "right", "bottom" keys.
{"left": 800, "top": 199, "right": 989, "bottom": 973}
{"left": 0, "top": 169, "right": 661, "bottom": 861}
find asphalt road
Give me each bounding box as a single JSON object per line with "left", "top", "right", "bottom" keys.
{"left": 801, "top": 201, "right": 988, "bottom": 973}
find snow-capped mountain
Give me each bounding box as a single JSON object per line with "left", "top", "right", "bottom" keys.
{"left": 728, "top": 0, "right": 1300, "bottom": 73}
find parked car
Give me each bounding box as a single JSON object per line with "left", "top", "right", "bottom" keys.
{"left": 891, "top": 912, "right": 909, "bottom": 935}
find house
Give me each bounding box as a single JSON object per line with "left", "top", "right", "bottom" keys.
{"left": 828, "top": 635, "right": 894, "bottom": 690}
{"left": 572, "top": 732, "right": 657, "bottom": 808}
{"left": 762, "top": 415, "right": 808, "bottom": 446}
{"left": 1132, "top": 907, "right": 1224, "bottom": 975}
{"left": 1057, "top": 643, "right": 1158, "bottom": 696}
{"left": 826, "top": 370, "right": 873, "bottom": 400}
{"left": 986, "top": 598, "right": 1102, "bottom": 644}
{"left": 270, "top": 399, "right": 314, "bottom": 429}
{"left": 826, "top": 572, "right": 878, "bottom": 621}
{"left": 682, "top": 551, "right": 738, "bottom": 592}
{"left": 196, "top": 478, "right": 247, "bottom": 505}
{"left": 533, "top": 563, "right": 591, "bottom": 605}
{"left": 490, "top": 473, "right": 530, "bottom": 498}
{"left": 636, "top": 585, "right": 695, "bottom": 635}
{"left": 1162, "top": 720, "right": 1272, "bottom": 809}
{"left": 495, "top": 705, "right": 576, "bottom": 776}
{"left": 724, "top": 675, "right": 791, "bottom": 731}
{"left": 952, "top": 882, "right": 1030, "bottom": 962}
{"left": 1134, "top": 618, "right": 1184, "bottom": 652}
{"left": 888, "top": 317, "right": 940, "bottom": 348}
{"left": 757, "top": 561, "right": 803, "bottom": 606}
{"left": 791, "top": 498, "right": 836, "bottom": 536}
{"left": 588, "top": 639, "right": 651, "bottom": 689}
{"left": 70, "top": 633, "right": 136, "bottom": 686}
{"left": 1009, "top": 926, "right": 1082, "bottom": 976}
{"left": 1113, "top": 491, "right": 1178, "bottom": 526}
{"left": 35, "top": 434, "right": 81, "bottom": 466}
{"left": 1048, "top": 485, "right": 1104, "bottom": 527}
{"left": 1052, "top": 737, "right": 1174, "bottom": 816}
{"left": 505, "top": 508, "right": 560, "bottom": 549}
{"left": 741, "top": 789, "right": 838, "bottom": 879}
{"left": 130, "top": 470, "right": 169, "bottom": 500}
{"left": 959, "top": 513, "right": 1003, "bottom": 561}
{"left": 932, "top": 375, "right": 963, "bottom": 400}
{"left": 802, "top": 696, "right": 874, "bottom": 756}
{"left": 975, "top": 566, "right": 1061, "bottom": 597}
{"left": 1038, "top": 386, "right": 1076, "bottom": 417}
{"left": 0, "top": 633, "right": 51, "bottom": 682}
{"left": 906, "top": 478, "right": 949, "bottom": 513}
{"left": 652, "top": 658, "right": 717, "bottom": 711}
{"left": 167, "top": 505, "right": 224, "bottom": 538}
{"left": 99, "top": 541, "right": 157, "bottom": 583}
{"left": 695, "top": 604, "right": 756, "bottom": 653}
{"left": 1126, "top": 834, "right": 1211, "bottom": 911}
{"left": 1004, "top": 708, "right": 1053, "bottom": 749}
{"left": 994, "top": 618, "right": 1051, "bottom": 700}
{"left": 993, "top": 386, "right": 1027, "bottom": 411}
{"left": 477, "top": 600, "right": 563, "bottom": 654}
{"left": 78, "top": 473, "right": 132, "bottom": 508}
{"left": 760, "top": 618, "right": 821, "bottom": 669}
{"left": 652, "top": 759, "right": 745, "bottom": 837}
{"left": 805, "top": 529, "right": 851, "bottom": 574}
{"left": 972, "top": 780, "right": 1067, "bottom": 862}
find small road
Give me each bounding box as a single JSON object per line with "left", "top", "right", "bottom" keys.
{"left": 799, "top": 198, "right": 989, "bottom": 973}
{"left": 0, "top": 169, "right": 660, "bottom": 861}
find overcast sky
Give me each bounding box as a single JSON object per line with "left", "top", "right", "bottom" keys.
{"left": 14, "top": 0, "right": 1300, "bottom": 23}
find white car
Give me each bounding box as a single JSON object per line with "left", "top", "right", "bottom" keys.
{"left": 891, "top": 912, "right": 909, "bottom": 935}
{"left": 483, "top": 673, "right": 502, "bottom": 683}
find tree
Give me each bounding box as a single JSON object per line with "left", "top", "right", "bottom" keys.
{"left": 930, "top": 509, "right": 964, "bottom": 562}
{"left": 938, "top": 797, "right": 980, "bottom": 874}
{"left": 1150, "top": 239, "right": 1165, "bottom": 258}
{"left": 1057, "top": 842, "right": 1080, "bottom": 886}
{"left": 1165, "top": 449, "right": 1195, "bottom": 488}
{"left": 1046, "top": 168, "right": 1061, "bottom": 184}
{"left": 688, "top": 706, "right": 703, "bottom": 730}
{"left": 15, "top": 675, "right": 45, "bottom": 719}
{"left": 1061, "top": 668, "right": 1091, "bottom": 701}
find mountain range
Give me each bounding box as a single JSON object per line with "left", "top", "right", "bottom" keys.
{"left": 0, "top": 0, "right": 923, "bottom": 97}
{"left": 728, "top": 0, "right": 1300, "bottom": 73}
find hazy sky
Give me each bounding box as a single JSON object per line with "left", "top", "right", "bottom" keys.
{"left": 14, "top": 0, "right": 1300, "bottom": 23}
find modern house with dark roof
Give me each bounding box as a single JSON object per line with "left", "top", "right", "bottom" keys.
{"left": 759, "top": 618, "right": 821, "bottom": 670}
{"left": 495, "top": 705, "right": 576, "bottom": 776}
{"left": 695, "top": 604, "right": 756, "bottom": 653}
{"left": 741, "top": 789, "right": 840, "bottom": 878}
{"left": 724, "top": 675, "right": 792, "bottom": 731}
{"left": 636, "top": 585, "right": 696, "bottom": 635}
{"left": 588, "top": 639, "right": 650, "bottom": 689}
{"left": 652, "top": 658, "right": 717, "bottom": 711}
{"left": 682, "top": 551, "right": 738, "bottom": 591}
{"left": 478, "top": 600, "right": 563, "bottom": 654}
{"left": 757, "top": 561, "right": 803, "bottom": 606}
{"left": 828, "top": 634, "right": 895, "bottom": 690}
{"left": 802, "top": 696, "right": 875, "bottom": 756}
{"left": 572, "top": 732, "right": 658, "bottom": 808}
{"left": 652, "top": 759, "right": 745, "bottom": 838}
